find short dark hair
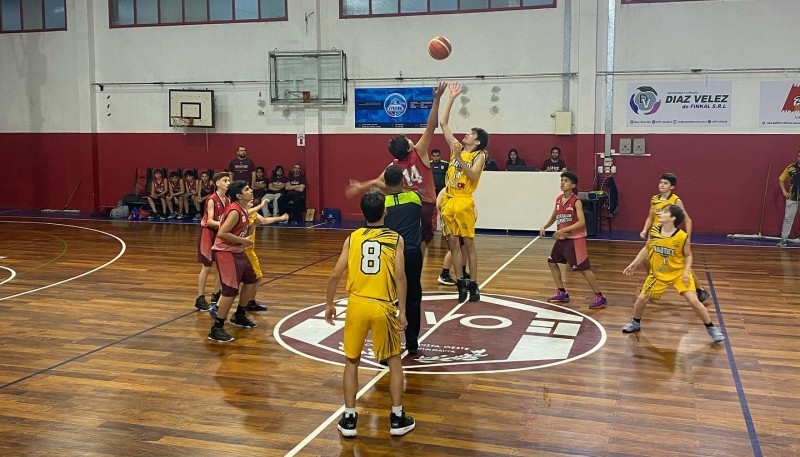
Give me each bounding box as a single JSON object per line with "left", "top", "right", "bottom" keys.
{"left": 226, "top": 180, "right": 249, "bottom": 202}
{"left": 360, "top": 191, "right": 385, "bottom": 223}
{"left": 661, "top": 172, "right": 677, "bottom": 187}
{"left": 384, "top": 164, "right": 403, "bottom": 188}
{"left": 212, "top": 171, "right": 230, "bottom": 182}
{"left": 388, "top": 135, "right": 411, "bottom": 161}
{"left": 666, "top": 204, "right": 685, "bottom": 226}
{"left": 184, "top": 170, "right": 195, "bottom": 178}
{"left": 431, "top": 148, "right": 441, "bottom": 154}
{"left": 472, "top": 128, "right": 489, "bottom": 149}
{"left": 256, "top": 166, "right": 265, "bottom": 173}
{"left": 551, "top": 146, "right": 561, "bottom": 155}
{"left": 169, "top": 171, "right": 180, "bottom": 178}
{"left": 561, "top": 171, "right": 578, "bottom": 185}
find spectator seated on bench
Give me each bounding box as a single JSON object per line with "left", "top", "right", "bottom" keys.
{"left": 278, "top": 163, "right": 306, "bottom": 225}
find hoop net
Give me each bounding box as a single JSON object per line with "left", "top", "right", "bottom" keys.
{"left": 170, "top": 116, "right": 194, "bottom": 130}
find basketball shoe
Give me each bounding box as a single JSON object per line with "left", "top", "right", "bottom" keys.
{"left": 337, "top": 412, "right": 358, "bottom": 438}
{"left": 389, "top": 409, "right": 416, "bottom": 436}
{"left": 548, "top": 290, "right": 570, "bottom": 303}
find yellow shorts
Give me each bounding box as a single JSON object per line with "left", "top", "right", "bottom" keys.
{"left": 441, "top": 196, "right": 476, "bottom": 238}
{"left": 641, "top": 272, "right": 696, "bottom": 299}
{"left": 343, "top": 295, "right": 402, "bottom": 362}
{"left": 244, "top": 246, "right": 263, "bottom": 278}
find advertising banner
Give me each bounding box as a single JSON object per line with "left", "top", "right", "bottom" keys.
{"left": 759, "top": 81, "right": 800, "bottom": 127}
{"left": 627, "top": 81, "right": 731, "bottom": 127}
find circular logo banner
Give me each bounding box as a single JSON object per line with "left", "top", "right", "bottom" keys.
{"left": 274, "top": 293, "right": 606, "bottom": 374}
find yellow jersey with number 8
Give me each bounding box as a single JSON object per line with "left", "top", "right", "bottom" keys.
{"left": 346, "top": 227, "right": 399, "bottom": 302}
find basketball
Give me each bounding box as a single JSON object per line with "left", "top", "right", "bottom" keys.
{"left": 428, "top": 36, "right": 452, "bottom": 60}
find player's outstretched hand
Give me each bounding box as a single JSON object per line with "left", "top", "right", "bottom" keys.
{"left": 434, "top": 81, "right": 447, "bottom": 98}
{"left": 448, "top": 82, "right": 462, "bottom": 98}
{"left": 345, "top": 179, "right": 363, "bottom": 199}
{"left": 639, "top": 230, "right": 647, "bottom": 239}
{"left": 623, "top": 263, "right": 637, "bottom": 275}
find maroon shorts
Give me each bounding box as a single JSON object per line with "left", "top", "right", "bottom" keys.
{"left": 214, "top": 250, "right": 258, "bottom": 297}
{"left": 197, "top": 227, "right": 215, "bottom": 267}
{"left": 421, "top": 201, "right": 436, "bottom": 244}
{"left": 547, "top": 238, "right": 591, "bottom": 271}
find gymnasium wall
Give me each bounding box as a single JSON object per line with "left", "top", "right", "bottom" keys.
{"left": 0, "top": 0, "right": 798, "bottom": 236}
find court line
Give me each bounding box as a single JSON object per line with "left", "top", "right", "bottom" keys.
{"left": 0, "top": 266, "right": 17, "bottom": 286}
{"left": 285, "top": 236, "right": 540, "bottom": 456}
{"left": 0, "top": 222, "right": 126, "bottom": 302}
{"left": 0, "top": 251, "right": 340, "bottom": 391}
{"left": 706, "top": 272, "right": 762, "bottom": 457}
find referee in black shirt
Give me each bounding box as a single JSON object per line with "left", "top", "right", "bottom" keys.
{"left": 384, "top": 165, "right": 424, "bottom": 355}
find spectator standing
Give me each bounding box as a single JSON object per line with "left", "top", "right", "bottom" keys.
{"left": 228, "top": 146, "right": 257, "bottom": 187}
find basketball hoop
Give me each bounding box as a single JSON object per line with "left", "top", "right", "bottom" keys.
{"left": 170, "top": 116, "right": 194, "bottom": 134}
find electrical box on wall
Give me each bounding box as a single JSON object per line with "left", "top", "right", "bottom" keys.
{"left": 619, "top": 138, "right": 632, "bottom": 154}
{"left": 554, "top": 111, "right": 572, "bottom": 136}
{"left": 633, "top": 138, "right": 646, "bottom": 155}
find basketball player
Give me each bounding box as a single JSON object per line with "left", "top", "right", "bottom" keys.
{"left": 324, "top": 191, "right": 415, "bottom": 438}
{"left": 194, "top": 172, "right": 230, "bottom": 311}
{"left": 384, "top": 165, "right": 423, "bottom": 355}
{"left": 639, "top": 173, "right": 710, "bottom": 302}
{"left": 439, "top": 82, "right": 488, "bottom": 303}
{"left": 240, "top": 199, "right": 289, "bottom": 312}
{"left": 208, "top": 180, "right": 260, "bottom": 343}
{"left": 345, "top": 81, "right": 447, "bottom": 258}
{"left": 541, "top": 172, "right": 607, "bottom": 309}
{"left": 622, "top": 204, "right": 725, "bottom": 343}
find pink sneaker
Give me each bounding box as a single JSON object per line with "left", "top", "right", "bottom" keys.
{"left": 548, "top": 290, "right": 570, "bottom": 303}
{"left": 590, "top": 294, "right": 607, "bottom": 309}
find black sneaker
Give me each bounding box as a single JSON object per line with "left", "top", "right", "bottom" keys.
{"left": 697, "top": 288, "right": 710, "bottom": 303}
{"left": 437, "top": 271, "right": 456, "bottom": 285}
{"left": 468, "top": 281, "right": 480, "bottom": 302}
{"left": 194, "top": 295, "right": 211, "bottom": 311}
{"left": 246, "top": 300, "right": 268, "bottom": 311}
{"left": 210, "top": 290, "right": 221, "bottom": 304}
{"left": 389, "top": 410, "right": 416, "bottom": 436}
{"left": 457, "top": 279, "right": 469, "bottom": 303}
{"left": 337, "top": 412, "right": 358, "bottom": 438}
{"left": 207, "top": 326, "right": 234, "bottom": 342}
{"left": 229, "top": 312, "right": 257, "bottom": 328}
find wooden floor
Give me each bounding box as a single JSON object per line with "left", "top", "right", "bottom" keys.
{"left": 0, "top": 217, "right": 798, "bottom": 457}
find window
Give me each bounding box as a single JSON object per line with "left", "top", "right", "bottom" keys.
{"left": 341, "top": 0, "right": 555, "bottom": 18}
{"left": 0, "top": 0, "right": 66, "bottom": 33}
{"left": 109, "top": 0, "right": 287, "bottom": 27}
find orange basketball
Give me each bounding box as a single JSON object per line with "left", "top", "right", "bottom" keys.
{"left": 428, "top": 36, "right": 452, "bottom": 60}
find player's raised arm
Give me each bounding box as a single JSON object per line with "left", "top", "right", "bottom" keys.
{"left": 415, "top": 82, "right": 447, "bottom": 161}
{"left": 440, "top": 83, "right": 462, "bottom": 147}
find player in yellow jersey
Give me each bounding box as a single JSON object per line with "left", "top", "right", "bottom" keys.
{"left": 439, "top": 82, "right": 489, "bottom": 303}
{"left": 622, "top": 204, "right": 725, "bottom": 343}
{"left": 639, "top": 173, "right": 710, "bottom": 303}
{"left": 324, "top": 191, "right": 415, "bottom": 438}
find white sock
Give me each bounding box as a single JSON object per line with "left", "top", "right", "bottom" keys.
{"left": 391, "top": 405, "right": 403, "bottom": 416}
{"left": 344, "top": 407, "right": 356, "bottom": 417}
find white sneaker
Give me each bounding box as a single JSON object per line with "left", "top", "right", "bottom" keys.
{"left": 622, "top": 319, "right": 641, "bottom": 333}
{"left": 706, "top": 326, "right": 725, "bottom": 343}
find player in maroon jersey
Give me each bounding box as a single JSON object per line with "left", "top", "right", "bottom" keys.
{"left": 145, "top": 169, "right": 168, "bottom": 220}
{"left": 194, "top": 172, "right": 231, "bottom": 312}
{"left": 540, "top": 172, "right": 607, "bottom": 309}
{"left": 345, "top": 81, "right": 447, "bottom": 257}
{"left": 208, "top": 180, "right": 260, "bottom": 342}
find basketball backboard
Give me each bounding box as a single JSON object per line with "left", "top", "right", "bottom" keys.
{"left": 269, "top": 50, "right": 347, "bottom": 105}
{"left": 169, "top": 89, "right": 215, "bottom": 128}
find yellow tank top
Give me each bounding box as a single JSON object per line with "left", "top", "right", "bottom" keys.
{"left": 346, "top": 227, "right": 400, "bottom": 302}
{"left": 650, "top": 193, "right": 679, "bottom": 225}
{"left": 647, "top": 224, "right": 687, "bottom": 279}
{"left": 445, "top": 149, "right": 487, "bottom": 197}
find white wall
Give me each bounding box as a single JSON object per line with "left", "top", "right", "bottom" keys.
{"left": 2, "top": 0, "right": 800, "bottom": 135}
